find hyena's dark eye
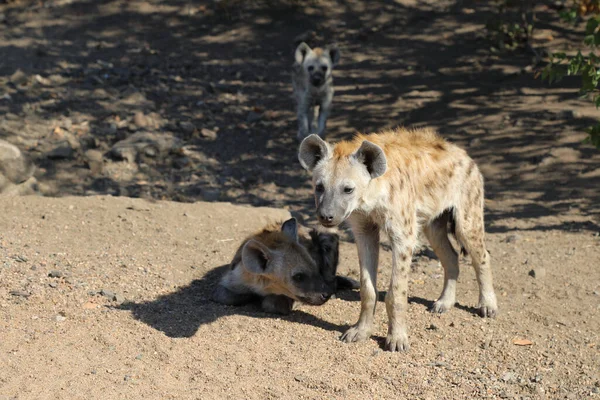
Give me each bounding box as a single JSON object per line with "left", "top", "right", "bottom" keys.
{"left": 292, "top": 273, "right": 306, "bottom": 283}
{"left": 344, "top": 187, "right": 354, "bottom": 194}
{"left": 321, "top": 66, "right": 328, "bottom": 72}
{"left": 315, "top": 183, "right": 325, "bottom": 193}
{"left": 308, "top": 66, "right": 315, "bottom": 72}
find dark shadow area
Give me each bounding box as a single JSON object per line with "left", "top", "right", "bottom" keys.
{"left": 118, "top": 264, "right": 349, "bottom": 338}
{"left": 1, "top": 0, "right": 598, "bottom": 231}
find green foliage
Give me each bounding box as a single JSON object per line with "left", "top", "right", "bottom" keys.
{"left": 486, "top": 19, "right": 533, "bottom": 51}
{"left": 542, "top": 14, "right": 600, "bottom": 148}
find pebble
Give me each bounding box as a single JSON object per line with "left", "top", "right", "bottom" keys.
{"left": 504, "top": 234, "right": 521, "bottom": 243}
{"left": 427, "top": 324, "right": 438, "bottom": 331}
{"left": 179, "top": 121, "right": 196, "bottom": 134}
{"left": 133, "top": 112, "right": 148, "bottom": 128}
{"left": 200, "top": 128, "right": 217, "bottom": 140}
{"left": 100, "top": 289, "right": 115, "bottom": 299}
{"left": 9, "top": 290, "right": 31, "bottom": 298}
{"left": 529, "top": 268, "right": 546, "bottom": 279}
{"left": 46, "top": 140, "right": 76, "bottom": 159}
{"left": 84, "top": 150, "right": 104, "bottom": 175}
{"left": 49, "top": 282, "right": 58, "bottom": 288}
{"left": 501, "top": 371, "right": 517, "bottom": 382}
{"left": 114, "top": 294, "right": 125, "bottom": 303}
{"left": 13, "top": 255, "right": 28, "bottom": 263}
{"left": 55, "top": 315, "right": 66, "bottom": 322}
{"left": 48, "top": 270, "right": 64, "bottom": 278}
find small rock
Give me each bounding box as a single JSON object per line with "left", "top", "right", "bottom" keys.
{"left": 428, "top": 361, "right": 448, "bottom": 368}
{"left": 372, "top": 349, "right": 381, "bottom": 357}
{"left": 13, "top": 255, "right": 27, "bottom": 262}
{"left": 9, "top": 290, "right": 31, "bottom": 298}
{"left": 100, "top": 289, "right": 115, "bottom": 299}
{"left": 294, "top": 375, "right": 305, "bottom": 382}
{"left": 469, "top": 137, "right": 482, "bottom": 148}
{"left": 533, "top": 374, "right": 543, "bottom": 383}
{"left": 426, "top": 324, "right": 438, "bottom": 331}
{"left": 10, "top": 69, "right": 28, "bottom": 85}
{"left": 504, "top": 233, "right": 521, "bottom": 243}
{"left": 48, "top": 270, "right": 64, "bottom": 278}
{"left": 49, "top": 282, "right": 58, "bottom": 288}
{"left": 135, "top": 354, "right": 143, "bottom": 360}
{"left": 200, "top": 128, "right": 217, "bottom": 140}
{"left": 501, "top": 371, "right": 517, "bottom": 383}
{"left": 0, "top": 139, "right": 36, "bottom": 185}
{"left": 124, "top": 375, "right": 132, "bottom": 382}
{"left": 84, "top": 150, "right": 104, "bottom": 175}
{"left": 133, "top": 112, "right": 148, "bottom": 128}
{"left": 529, "top": 268, "right": 546, "bottom": 279}
{"left": 55, "top": 315, "right": 66, "bottom": 322}
{"left": 114, "top": 294, "right": 125, "bottom": 303}
{"left": 46, "top": 140, "right": 75, "bottom": 159}
{"left": 179, "top": 121, "right": 196, "bottom": 134}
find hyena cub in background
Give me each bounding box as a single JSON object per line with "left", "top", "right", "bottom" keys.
{"left": 298, "top": 128, "right": 498, "bottom": 351}
{"left": 292, "top": 42, "right": 340, "bottom": 141}
{"left": 212, "top": 218, "right": 358, "bottom": 314}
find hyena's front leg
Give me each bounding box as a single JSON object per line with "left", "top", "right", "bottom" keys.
{"left": 341, "top": 220, "right": 379, "bottom": 344}
{"left": 316, "top": 92, "right": 333, "bottom": 137}
{"left": 261, "top": 295, "right": 294, "bottom": 315}
{"left": 297, "top": 97, "right": 311, "bottom": 141}
{"left": 384, "top": 220, "right": 417, "bottom": 352}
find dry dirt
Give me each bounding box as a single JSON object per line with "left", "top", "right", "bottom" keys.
{"left": 1, "top": 0, "right": 600, "bottom": 399}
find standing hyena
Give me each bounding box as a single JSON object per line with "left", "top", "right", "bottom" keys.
{"left": 298, "top": 128, "right": 498, "bottom": 352}
{"left": 292, "top": 42, "right": 340, "bottom": 141}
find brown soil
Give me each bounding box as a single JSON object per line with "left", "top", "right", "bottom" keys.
{"left": 1, "top": 0, "right": 599, "bottom": 399}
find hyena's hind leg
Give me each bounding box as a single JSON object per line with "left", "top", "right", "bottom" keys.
{"left": 454, "top": 179, "right": 498, "bottom": 318}
{"left": 424, "top": 210, "right": 460, "bottom": 314}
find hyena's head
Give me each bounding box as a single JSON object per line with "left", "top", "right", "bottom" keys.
{"left": 298, "top": 134, "right": 387, "bottom": 227}
{"left": 294, "top": 42, "right": 340, "bottom": 88}
{"left": 241, "top": 218, "right": 335, "bottom": 305}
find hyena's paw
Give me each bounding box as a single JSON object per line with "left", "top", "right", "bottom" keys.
{"left": 385, "top": 331, "right": 410, "bottom": 352}
{"left": 478, "top": 299, "right": 498, "bottom": 318}
{"left": 340, "top": 325, "right": 371, "bottom": 343}
{"left": 478, "top": 293, "right": 498, "bottom": 318}
{"left": 430, "top": 298, "right": 455, "bottom": 314}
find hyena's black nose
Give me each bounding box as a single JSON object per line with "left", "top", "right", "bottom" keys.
{"left": 319, "top": 213, "right": 334, "bottom": 223}
{"left": 311, "top": 76, "right": 323, "bottom": 86}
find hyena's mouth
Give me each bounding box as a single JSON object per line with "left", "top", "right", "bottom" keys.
{"left": 298, "top": 294, "right": 331, "bottom": 306}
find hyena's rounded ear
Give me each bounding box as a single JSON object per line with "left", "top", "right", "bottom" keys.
{"left": 326, "top": 44, "right": 340, "bottom": 66}
{"left": 295, "top": 42, "right": 311, "bottom": 64}
{"left": 281, "top": 218, "right": 299, "bottom": 242}
{"left": 298, "top": 134, "right": 331, "bottom": 171}
{"left": 242, "top": 239, "right": 272, "bottom": 274}
{"left": 353, "top": 140, "right": 387, "bottom": 178}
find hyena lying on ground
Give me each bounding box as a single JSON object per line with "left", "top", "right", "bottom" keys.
{"left": 292, "top": 42, "right": 340, "bottom": 141}
{"left": 212, "top": 218, "right": 358, "bottom": 314}
{"left": 298, "top": 128, "right": 498, "bottom": 351}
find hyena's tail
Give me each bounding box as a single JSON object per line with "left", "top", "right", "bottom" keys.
{"left": 447, "top": 208, "right": 468, "bottom": 256}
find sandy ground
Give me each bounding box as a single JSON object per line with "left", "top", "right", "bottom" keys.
{"left": 1, "top": 0, "right": 600, "bottom": 398}
{"left": 1, "top": 196, "right": 599, "bottom": 400}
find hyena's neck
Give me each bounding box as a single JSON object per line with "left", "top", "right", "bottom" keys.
{"left": 357, "top": 179, "right": 390, "bottom": 214}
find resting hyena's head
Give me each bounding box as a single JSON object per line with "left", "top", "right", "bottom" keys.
{"left": 241, "top": 218, "right": 335, "bottom": 305}
{"left": 298, "top": 134, "right": 387, "bottom": 228}
{"left": 294, "top": 42, "right": 340, "bottom": 88}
